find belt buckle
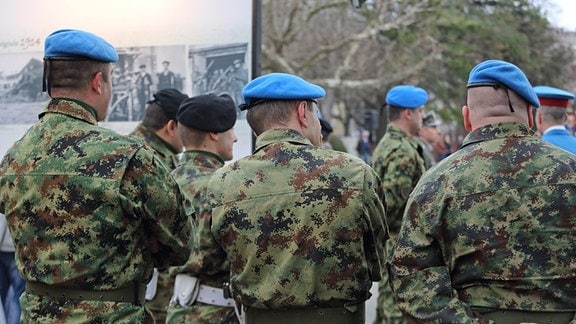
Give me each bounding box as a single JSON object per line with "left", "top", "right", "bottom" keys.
{"left": 223, "top": 282, "right": 231, "bottom": 299}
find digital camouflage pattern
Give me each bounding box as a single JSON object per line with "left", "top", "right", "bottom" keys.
{"left": 129, "top": 122, "right": 181, "bottom": 323}
{"left": 390, "top": 123, "right": 576, "bottom": 322}
{"left": 167, "top": 305, "right": 236, "bottom": 324}
{"left": 208, "top": 128, "right": 388, "bottom": 309}
{"left": 370, "top": 125, "right": 426, "bottom": 234}
{"left": 370, "top": 124, "right": 425, "bottom": 324}
{"left": 130, "top": 123, "right": 180, "bottom": 170}
{"left": 167, "top": 150, "right": 238, "bottom": 324}
{"left": 0, "top": 98, "right": 192, "bottom": 323}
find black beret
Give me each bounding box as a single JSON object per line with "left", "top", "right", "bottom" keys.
{"left": 319, "top": 118, "right": 333, "bottom": 134}
{"left": 148, "top": 89, "right": 189, "bottom": 120}
{"left": 422, "top": 113, "right": 440, "bottom": 127}
{"left": 177, "top": 94, "right": 237, "bottom": 132}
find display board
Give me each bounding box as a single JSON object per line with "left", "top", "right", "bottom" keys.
{"left": 0, "top": 0, "right": 255, "bottom": 160}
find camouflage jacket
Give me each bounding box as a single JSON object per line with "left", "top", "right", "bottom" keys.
{"left": 0, "top": 98, "right": 191, "bottom": 323}
{"left": 129, "top": 123, "right": 179, "bottom": 170}
{"left": 208, "top": 128, "right": 388, "bottom": 309}
{"left": 371, "top": 125, "right": 425, "bottom": 234}
{"left": 390, "top": 122, "right": 576, "bottom": 322}
{"left": 170, "top": 150, "right": 229, "bottom": 287}
{"left": 168, "top": 150, "right": 237, "bottom": 323}
{"left": 129, "top": 123, "right": 182, "bottom": 321}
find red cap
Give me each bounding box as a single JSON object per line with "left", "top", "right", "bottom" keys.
{"left": 538, "top": 98, "right": 570, "bottom": 108}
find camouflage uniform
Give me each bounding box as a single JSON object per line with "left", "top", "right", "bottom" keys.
{"left": 130, "top": 123, "right": 180, "bottom": 170}
{"left": 0, "top": 98, "right": 191, "bottom": 323}
{"left": 390, "top": 123, "right": 576, "bottom": 322}
{"left": 370, "top": 124, "right": 425, "bottom": 324}
{"left": 208, "top": 128, "right": 387, "bottom": 310}
{"left": 167, "top": 150, "right": 237, "bottom": 323}
{"left": 129, "top": 122, "right": 181, "bottom": 323}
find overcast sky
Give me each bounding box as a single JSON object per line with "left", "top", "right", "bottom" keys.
{"left": 548, "top": 0, "right": 576, "bottom": 31}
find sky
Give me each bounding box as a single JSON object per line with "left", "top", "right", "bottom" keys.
{"left": 548, "top": 0, "right": 576, "bottom": 31}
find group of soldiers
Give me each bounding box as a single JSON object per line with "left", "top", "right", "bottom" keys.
{"left": 0, "top": 28, "right": 575, "bottom": 324}
{"left": 371, "top": 61, "right": 576, "bottom": 323}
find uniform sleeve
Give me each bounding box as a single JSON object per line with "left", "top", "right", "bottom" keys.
{"left": 372, "top": 144, "right": 423, "bottom": 232}
{"left": 389, "top": 192, "right": 485, "bottom": 323}
{"left": 385, "top": 149, "right": 419, "bottom": 211}
{"left": 362, "top": 166, "right": 388, "bottom": 281}
{"left": 120, "top": 147, "right": 192, "bottom": 269}
{"left": 190, "top": 202, "right": 228, "bottom": 274}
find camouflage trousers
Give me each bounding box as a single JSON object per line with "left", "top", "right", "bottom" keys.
{"left": 374, "top": 234, "right": 406, "bottom": 324}
{"left": 145, "top": 269, "right": 173, "bottom": 323}
{"left": 166, "top": 303, "right": 238, "bottom": 324}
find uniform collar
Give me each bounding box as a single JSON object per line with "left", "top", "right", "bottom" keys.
{"left": 461, "top": 122, "right": 536, "bottom": 149}
{"left": 179, "top": 150, "right": 225, "bottom": 167}
{"left": 254, "top": 128, "right": 313, "bottom": 153}
{"left": 543, "top": 125, "right": 569, "bottom": 135}
{"left": 40, "top": 98, "right": 99, "bottom": 124}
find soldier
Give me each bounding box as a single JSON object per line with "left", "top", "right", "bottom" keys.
{"left": 130, "top": 88, "right": 188, "bottom": 170}
{"left": 319, "top": 118, "right": 334, "bottom": 149}
{"left": 0, "top": 29, "right": 191, "bottom": 323}
{"left": 416, "top": 112, "right": 442, "bottom": 169}
{"left": 128, "top": 88, "right": 188, "bottom": 323}
{"left": 370, "top": 84, "right": 428, "bottom": 324}
{"left": 533, "top": 85, "right": 576, "bottom": 154}
{"left": 205, "top": 72, "right": 388, "bottom": 324}
{"left": 390, "top": 59, "right": 576, "bottom": 322}
{"left": 167, "top": 94, "right": 239, "bottom": 323}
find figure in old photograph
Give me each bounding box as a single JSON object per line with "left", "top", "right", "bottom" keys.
{"left": 135, "top": 64, "right": 153, "bottom": 120}
{"left": 157, "top": 60, "right": 176, "bottom": 90}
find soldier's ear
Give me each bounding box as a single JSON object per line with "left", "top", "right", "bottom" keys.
{"left": 526, "top": 106, "right": 534, "bottom": 128}
{"left": 295, "top": 101, "right": 309, "bottom": 127}
{"left": 92, "top": 71, "right": 103, "bottom": 94}
{"left": 166, "top": 120, "right": 178, "bottom": 136}
{"left": 462, "top": 105, "right": 472, "bottom": 132}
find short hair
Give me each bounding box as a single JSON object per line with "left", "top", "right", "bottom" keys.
{"left": 178, "top": 124, "right": 207, "bottom": 147}
{"left": 246, "top": 99, "right": 305, "bottom": 136}
{"left": 48, "top": 60, "right": 110, "bottom": 91}
{"left": 141, "top": 102, "right": 171, "bottom": 130}
{"left": 387, "top": 105, "right": 404, "bottom": 122}
{"left": 540, "top": 106, "right": 567, "bottom": 124}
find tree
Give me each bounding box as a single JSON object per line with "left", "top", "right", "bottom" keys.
{"left": 261, "top": 0, "right": 573, "bottom": 140}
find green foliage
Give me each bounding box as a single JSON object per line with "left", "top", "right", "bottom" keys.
{"left": 261, "top": 0, "right": 574, "bottom": 135}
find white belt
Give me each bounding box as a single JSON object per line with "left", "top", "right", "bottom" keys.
{"left": 172, "top": 274, "right": 235, "bottom": 308}
{"left": 197, "top": 284, "right": 235, "bottom": 307}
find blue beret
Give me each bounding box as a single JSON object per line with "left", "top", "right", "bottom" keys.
{"left": 467, "top": 59, "right": 539, "bottom": 108}
{"left": 240, "top": 73, "right": 325, "bottom": 110}
{"left": 533, "top": 85, "right": 574, "bottom": 108}
{"left": 385, "top": 85, "right": 428, "bottom": 109}
{"left": 533, "top": 85, "right": 575, "bottom": 100}
{"left": 44, "top": 29, "right": 118, "bottom": 62}
{"left": 177, "top": 93, "right": 237, "bottom": 133}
